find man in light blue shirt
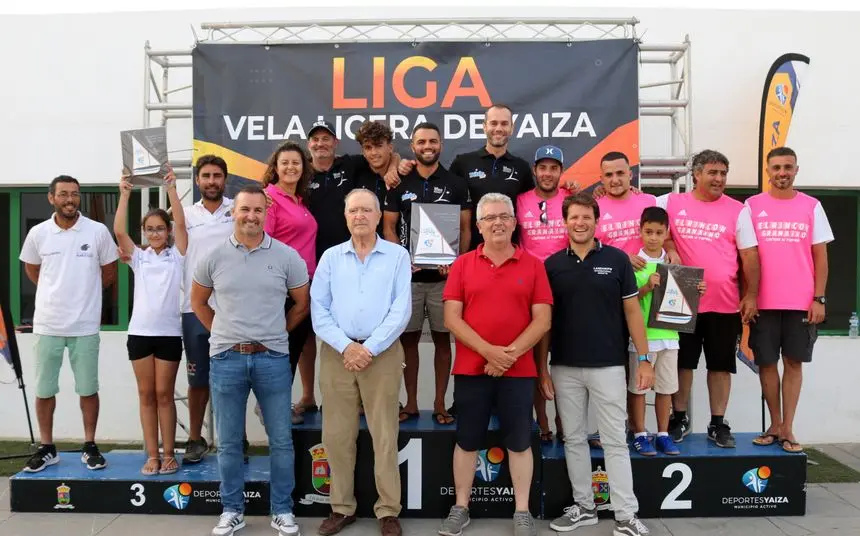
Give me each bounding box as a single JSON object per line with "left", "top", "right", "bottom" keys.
{"left": 311, "top": 188, "right": 411, "bottom": 536}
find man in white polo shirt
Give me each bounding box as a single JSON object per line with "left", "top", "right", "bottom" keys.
{"left": 19, "top": 175, "right": 119, "bottom": 472}
{"left": 181, "top": 155, "right": 238, "bottom": 464}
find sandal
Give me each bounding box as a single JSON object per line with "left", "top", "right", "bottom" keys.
{"left": 294, "top": 402, "right": 319, "bottom": 415}
{"left": 141, "top": 456, "right": 161, "bottom": 476}
{"left": 540, "top": 430, "right": 554, "bottom": 442}
{"left": 753, "top": 433, "right": 779, "bottom": 446}
{"left": 159, "top": 456, "right": 179, "bottom": 475}
{"left": 781, "top": 439, "right": 804, "bottom": 453}
{"left": 433, "top": 412, "right": 455, "bottom": 425}
{"left": 399, "top": 403, "right": 419, "bottom": 422}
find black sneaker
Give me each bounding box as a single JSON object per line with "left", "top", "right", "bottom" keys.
{"left": 708, "top": 421, "right": 736, "bottom": 448}
{"left": 668, "top": 415, "right": 690, "bottom": 443}
{"left": 183, "top": 438, "right": 209, "bottom": 464}
{"left": 81, "top": 442, "right": 107, "bottom": 470}
{"left": 23, "top": 444, "right": 59, "bottom": 473}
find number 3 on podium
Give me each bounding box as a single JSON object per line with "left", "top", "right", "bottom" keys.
{"left": 661, "top": 462, "right": 692, "bottom": 510}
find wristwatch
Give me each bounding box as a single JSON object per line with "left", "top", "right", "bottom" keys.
{"left": 813, "top": 296, "right": 826, "bottom": 305}
{"left": 638, "top": 354, "right": 651, "bottom": 363}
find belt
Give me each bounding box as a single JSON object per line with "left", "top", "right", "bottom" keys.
{"left": 231, "top": 342, "right": 268, "bottom": 354}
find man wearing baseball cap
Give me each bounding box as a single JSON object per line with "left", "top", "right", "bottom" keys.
{"left": 516, "top": 145, "right": 568, "bottom": 444}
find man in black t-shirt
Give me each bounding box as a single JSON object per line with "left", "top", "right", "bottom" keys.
{"left": 383, "top": 122, "right": 470, "bottom": 426}
{"left": 542, "top": 193, "right": 652, "bottom": 536}
{"left": 398, "top": 105, "right": 533, "bottom": 251}
{"left": 354, "top": 120, "right": 400, "bottom": 236}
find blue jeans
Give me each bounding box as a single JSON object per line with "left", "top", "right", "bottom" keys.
{"left": 210, "top": 349, "right": 295, "bottom": 515}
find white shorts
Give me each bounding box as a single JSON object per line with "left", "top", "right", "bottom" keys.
{"left": 628, "top": 349, "right": 679, "bottom": 395}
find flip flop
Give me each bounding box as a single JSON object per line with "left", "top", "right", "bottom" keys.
{"left": 399, "top": 409, "right": 419, "bottom": 422}
{"left": 753, "top": 433, "right": 779, "bottom": 446}
{"left": 295, "top": 403, "right": 319, "bottom": 414}
{"left": 781, "top": 439, "right": 804, "bottom": 453}
{"left": 433, "top": 412, "right": 455, "bottom": 425}
{"left": 141, "top": 457, "right": 161, "bottom": 476}
{"left": 159, "top": 456, "right": 179, "bottom": 475}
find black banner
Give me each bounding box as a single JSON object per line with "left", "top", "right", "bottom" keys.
{"left": 192, "top": 40, "right": 639, "bottom": 197}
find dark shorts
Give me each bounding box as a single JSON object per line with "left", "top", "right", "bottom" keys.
{"left": 678, "top": 312, "right": 741, "bottom": 373}
{"left": 286, "top": 297, "right": 313, "bottom": 378}
{"left": 453, "top": 375, "right": 535, "bottom": 453}
{"left": 127, "top": 335, "right": 183, "bottom": 362}
{"left": 749, "top": 310, "right": 817, "bottom": 365}
{"left": 182, "top": 313, "right": 211, "bottom": 388}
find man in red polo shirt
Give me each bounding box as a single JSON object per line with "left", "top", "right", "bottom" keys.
{"left": 439, "top": 193, "right": 552, "bottom": 536}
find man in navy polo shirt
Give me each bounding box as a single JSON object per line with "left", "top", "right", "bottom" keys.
{"left": 543, "top": 193, "right": 652, "bottom": 536}
{"left": 383, "top": 122, "right": 470, "bottom": 426}
{"left": 439, "top": 192, "right": 552, "bottom": 536}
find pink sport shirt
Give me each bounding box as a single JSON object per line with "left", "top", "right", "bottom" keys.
{"left": 595, "top": 193, "right": 657, "bottom": 255}
{"left": 264, "top": 183, "right": 319, "bottom": 277}
{"left": 516, "top": 189, "right": 568, "bottom": 262}
{"left": 745, "top": 191, "right": 833, "bottom": 310}
{"left": 658, "top": 192, "right": 757, "bottom": 314}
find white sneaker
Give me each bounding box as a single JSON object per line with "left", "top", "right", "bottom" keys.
{"left": 271, "top": 512, "right": 301, "bottom": 536}
{"left": 213, "top": 512, "right": 246, "bottom": 536}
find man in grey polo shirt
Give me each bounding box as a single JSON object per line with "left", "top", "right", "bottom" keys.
{"left": 192, "top": 183, "right": 310, "bottom": 536}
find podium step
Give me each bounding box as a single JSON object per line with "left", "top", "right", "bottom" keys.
{"left": 541, "top": 432, "right": 806, "bottom": 518}
{"left": 9, "top": 414, "right": 806, "bottom": 519}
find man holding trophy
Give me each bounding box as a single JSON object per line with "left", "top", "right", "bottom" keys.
{"left": 383, "top": 122, "right": 471, "bottom": 425}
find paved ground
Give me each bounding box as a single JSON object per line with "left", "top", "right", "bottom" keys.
{"left": 2, "top": 477, "right": 860, "bottom": 536}
{"left": 813, "top": 443, "right": 860, "bottom": 474}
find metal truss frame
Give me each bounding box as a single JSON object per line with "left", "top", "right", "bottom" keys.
{"left": 143, "top": 17, "right": 694, "bottom": 443}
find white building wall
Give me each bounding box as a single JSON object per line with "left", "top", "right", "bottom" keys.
{"left": 0, "top": 7, "right": 858, "bottom": 187}
{"left": 1, "top": 6, "right": 858, "bottom": 442}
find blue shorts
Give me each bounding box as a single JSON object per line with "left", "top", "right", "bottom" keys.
{"left": 182, "top": 313, "right": 211, "bottom": 388}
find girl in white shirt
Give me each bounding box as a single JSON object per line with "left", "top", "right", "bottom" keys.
{"left": 114, "top": 168, "right": 187, "bottom": 475}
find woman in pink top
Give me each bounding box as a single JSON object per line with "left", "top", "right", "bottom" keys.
{"left": 262, "top": 141, "right": 319, "bottom": 423}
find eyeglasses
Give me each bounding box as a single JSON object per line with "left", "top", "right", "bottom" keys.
{"left": 144, "top": 226, "right": 168, "bottom": 235}
{"left": 479, "top": 213, "right": 515, "bottom": 223}
{"left": 538, "top": 201, "right": 548, "bottom": 225}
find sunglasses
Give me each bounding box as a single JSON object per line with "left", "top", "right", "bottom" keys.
{"left": 538, "top": 201, "right": 548, "bottom": 225}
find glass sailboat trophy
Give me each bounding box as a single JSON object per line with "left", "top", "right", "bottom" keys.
{"left": 656, "top": 269, "right": 693, "bottom": 324}
{"left": 647, "top": 263, "right": 704, "bottom": 334}
{"left": 410, "top": 203, "right": 460, "bottom": 267}
{"left": 120, "top": 126, "right": 168, "bottom": 187}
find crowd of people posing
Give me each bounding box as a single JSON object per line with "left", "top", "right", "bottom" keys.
{"left": 18, "top": 104, "right": 832, "bottom": 536}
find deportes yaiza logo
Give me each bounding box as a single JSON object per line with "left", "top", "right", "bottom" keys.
{"left": 743, "top": 466, "right": 770, "bottom": 493}
{"left": 164, "top": 482, "right": 192, "bottom": 510}
{"left": 722, "top": 466, "right": 788, "bottom": 509}
{"left": 775, "top": 83, "right": 789, "bottom": 106}
{"left": 475, "top": 447, "right": 504, "bottom": 482}
{"left": 299, "top": 443, "right": 331, "bottom": 505}
{"left": 55, "top": 483, "right": 75, "bottom": 510}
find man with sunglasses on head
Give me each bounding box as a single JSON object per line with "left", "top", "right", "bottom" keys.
{"left": 516, "top": 145, "right": 568, "bottom": 443}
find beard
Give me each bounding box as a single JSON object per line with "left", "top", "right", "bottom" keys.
{"left": 415, "top": 151, "right": 440, "bottom": 166}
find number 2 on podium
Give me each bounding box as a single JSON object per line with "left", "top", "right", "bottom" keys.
{"left": 660, "top": 462, "right": 692, "bottom": 510}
